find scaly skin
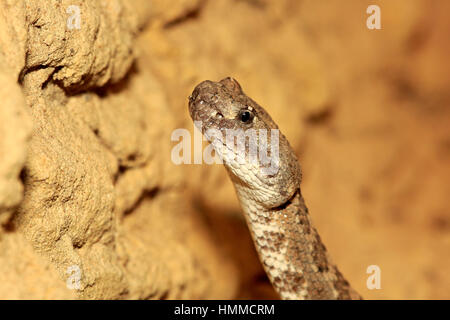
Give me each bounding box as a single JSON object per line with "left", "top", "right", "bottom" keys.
{"left": 188, "top": 77, "right": 361, "bottom": 300}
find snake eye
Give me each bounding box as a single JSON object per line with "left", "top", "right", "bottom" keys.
{"left": 239, "top": 110, "right": 254, "bottom": 123}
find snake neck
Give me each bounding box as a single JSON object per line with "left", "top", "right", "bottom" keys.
{"left": 234, "top": 184, "right": 361, "bottom": 300}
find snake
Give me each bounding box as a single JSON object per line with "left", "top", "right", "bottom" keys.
{"left": 188, "top": 77, "right": 361, "bottom": 300}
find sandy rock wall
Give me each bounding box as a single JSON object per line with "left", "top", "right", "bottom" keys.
{"left": 0, "top": 0, "right": 449, "bottom": 299}
{"left": 0, "top": 0, "right": 236, "bottom": 300}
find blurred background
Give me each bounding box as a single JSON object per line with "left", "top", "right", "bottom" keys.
{"left": 150, "top": 0, "right": 450, "bottom": 299}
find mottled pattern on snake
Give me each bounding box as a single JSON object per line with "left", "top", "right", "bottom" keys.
{"left": 188, "top": 77, "right": 361, "bottom": 300}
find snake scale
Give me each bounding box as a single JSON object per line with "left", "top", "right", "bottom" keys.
{"left": 188, "top": 77, "right": 361, "bottom": 300}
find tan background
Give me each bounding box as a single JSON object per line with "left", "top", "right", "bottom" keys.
{"left": 0, "top": 0, "right": 448, "bottom": 299}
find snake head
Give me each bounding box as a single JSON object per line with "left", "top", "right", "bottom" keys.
{"left": 188, "top": 77, "right": 301, "bottom": 208}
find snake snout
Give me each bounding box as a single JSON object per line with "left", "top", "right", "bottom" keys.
{"left": 188, "top": 86, "right": 202, "bottom": 120}
{"left": 188, "top": 80, "right": 217, "bottom": 121}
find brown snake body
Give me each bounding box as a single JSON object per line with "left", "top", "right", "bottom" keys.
{"left": 188, "top": 77, "right": 361, "bottom": 300}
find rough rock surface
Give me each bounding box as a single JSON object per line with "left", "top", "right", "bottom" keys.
{"left": 0, "top": 0, "right": 448, "bottom": 299}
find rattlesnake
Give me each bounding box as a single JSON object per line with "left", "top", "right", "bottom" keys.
{"left": 188, "top": 77, "right": 361, "bottom": 300}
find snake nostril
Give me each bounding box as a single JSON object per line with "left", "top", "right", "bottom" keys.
{"left": 211, "top": 110, "right": 223, "bottom": 119}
